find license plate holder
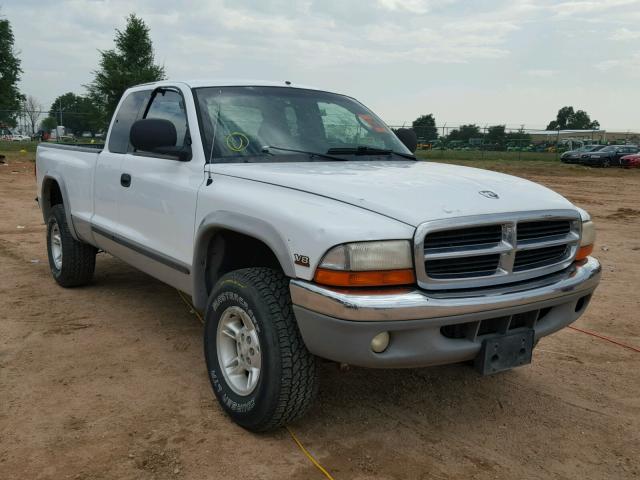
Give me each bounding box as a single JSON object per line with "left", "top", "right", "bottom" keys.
{"left": 475, "top": 329, "right": 534, "bottom": 375}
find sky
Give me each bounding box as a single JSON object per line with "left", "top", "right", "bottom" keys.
{"left": 3, "top": 0, "right": 640, "bottom": 131}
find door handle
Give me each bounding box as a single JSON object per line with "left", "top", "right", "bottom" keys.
{"left": 120, "top": 173, "right": 131, "bottom": 188}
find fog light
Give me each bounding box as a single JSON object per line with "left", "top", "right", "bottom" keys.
{"left": 371, "top": 332, "right": 390, "bottom": 353}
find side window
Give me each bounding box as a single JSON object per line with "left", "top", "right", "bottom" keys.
{"left": 144, "top": 90, "right": 188, "bottom": 148}
{"left": 108, "top": 90, "right": 150, "bottom": 154}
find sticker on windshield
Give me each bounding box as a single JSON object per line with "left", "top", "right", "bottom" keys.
{"left": 357, "top": 114, "right": 386, "bottom": 133}
{"left": 225, "top": 132, "right": 249, "bottom": 152}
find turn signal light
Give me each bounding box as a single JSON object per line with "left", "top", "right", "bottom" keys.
{"left": 314, "top": 268, "right": 416, "bottom": 287}
{"left": 575, "top": 244, "right": 593, "bottom": 261}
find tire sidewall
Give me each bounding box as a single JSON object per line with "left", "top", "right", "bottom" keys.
{"left": 46, "top": 207, "right": 64, "bottom": 280}
{"left": 204, "top": 275, "right": 282, "bottom": 429}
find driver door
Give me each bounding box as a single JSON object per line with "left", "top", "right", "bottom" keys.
{"left": 114, "top": 87, "right": 204, "bottom": 292}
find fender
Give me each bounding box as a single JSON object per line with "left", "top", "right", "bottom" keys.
{"left": 191, "top": 210, "right": 297, "bottom": 310}
{"left": 41, "top": 173, "right": 79, "bottom": 241}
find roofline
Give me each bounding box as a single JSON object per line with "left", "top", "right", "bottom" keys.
{"left": 129, "top": 79, "right": 333, "bottom": 93}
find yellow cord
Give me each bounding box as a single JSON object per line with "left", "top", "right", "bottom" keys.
{"left": 286, "top": 426, "right": 336, "bottom": 480}
{"left": 176, "top": 290, "right": 335, "bottom": 479}
{"left": 176, "top": 289, "right": 204, "bottom": 324}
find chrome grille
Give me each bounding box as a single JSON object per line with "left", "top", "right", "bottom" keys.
{"left": 424, "top": 225, "right": 502, "bottom": 252}
{"left": 414, "top": 210, "right": 581, "bottom": 290}
{"left": 517, "top": 220, "right": 571, "bottom": 242}
{"left": 514, "top": 245, "right": 568, "bottom": 271}
{"left": 426, "top": 253, "right": 500, "bottom": 279}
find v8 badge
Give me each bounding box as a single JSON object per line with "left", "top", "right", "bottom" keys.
{"left": 294, "top": 254, "right": 310, "bottom": 267}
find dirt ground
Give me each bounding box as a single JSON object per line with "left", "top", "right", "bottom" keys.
{"left": 1, "top": 157, "right": 639, "bottom": 480}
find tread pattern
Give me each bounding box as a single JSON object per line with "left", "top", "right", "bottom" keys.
{"left": 48, "top": 204, "right": 97, "bottom": 287}
{"left": 228, "top": 267, "right": 318, "bottom": 431}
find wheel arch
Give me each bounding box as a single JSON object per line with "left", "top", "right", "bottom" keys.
{"left": 41, "top": 174, "right": 79, "bottom": 240}
{"left": 192, "top": 211, "right": 296, "bottom": 310}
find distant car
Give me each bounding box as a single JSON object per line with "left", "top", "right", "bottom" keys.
{"left": 561, "top": 145, "right": 604, "bottom": 164}
{"left": 580, "top": 145, "right": 639, "bottom": 167}
{"left": 10, "top": 134, "right": 31, "bottom": 142}
{"left": 621, "top": 153, "right": 640, "bottom": 168}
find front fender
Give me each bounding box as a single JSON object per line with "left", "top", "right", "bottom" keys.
{"left": 191, "top": 210, "right": 296, "bottom": 310}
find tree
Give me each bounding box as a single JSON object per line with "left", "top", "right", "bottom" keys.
{"left": 412, "top": 114, "right": 438, "bottom": 140}
{"left": 88, "top": 14, "right": 165, "bottom": 126}
{"left": 0, "top": 14, "right": 24, "bottom": 127}
{"left": 22, "top": 95, "right": 42, "bottom": 134}
{"left": 49, "top": 93, "right": 103, "bottom": 135}
{"left": 447, "top": 124, "right": 481, "bottom": 142}
{"left": 485, "top": 125, "right": 506, "bottom": 146}
{"left": 506, "top": 128, "right": 532, "bottom": 146}
{"left": 546, "top": 106, "right": 600, "bottom": 130}
{"left": 41, "top": 116, "right": 57, "bottom": 132}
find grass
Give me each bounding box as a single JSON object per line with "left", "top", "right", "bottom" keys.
{"left": 415, "top": 149, "right": 560, "bottom": 163}
{"left": 0, "top": 140, "right": 39, "bottom": 153}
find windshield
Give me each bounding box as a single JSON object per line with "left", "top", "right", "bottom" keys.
{"left": 193, "top": 86, "right": 411, "bottom": 163}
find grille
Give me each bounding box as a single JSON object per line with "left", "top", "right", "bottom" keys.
{"left": 514, "top": 245, "right": 568, "bottom": 271}
{"left": 424, "top": 225, "right": 502, "bottom": 251}
{"left": 518, "top": 220, "right": 571, "bottom": 242}
{"left": 417, "top": 211, "right": 581, "bottom": 290}
{"left": 426, "top": 254, "right": 500, "bottom": 279}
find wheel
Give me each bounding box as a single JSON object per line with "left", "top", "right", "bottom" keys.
{"left": 204, "top": 267, "right": 317, "bottom": 432}
{"left": 46, "top": 204, "right": 97, "bottom": 287}
{"left": 602, "top": 158, "right": 611, "bottom": 168}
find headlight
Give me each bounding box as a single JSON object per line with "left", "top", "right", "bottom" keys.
{"left": 576, "top": 220, "right": 595, "bottom": 260}
{"left": 314, "top": 240, "right": 415, "bottom": 287}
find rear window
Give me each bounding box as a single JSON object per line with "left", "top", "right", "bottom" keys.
{"left": 108, "top": 90, "right": 151, "bottom": 154}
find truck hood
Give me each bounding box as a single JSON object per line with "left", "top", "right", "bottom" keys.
{"left": 211, "top": 161, "right": 576, "bottom": 226}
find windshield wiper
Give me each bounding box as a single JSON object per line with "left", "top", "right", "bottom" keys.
{"left": 262, "top": 145, "right": 346, "bottom": 162}
{"left": 326, "top": 146, "right": 416, "bottom": 160}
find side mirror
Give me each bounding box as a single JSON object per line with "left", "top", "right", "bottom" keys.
{"left": 130, "top": 118, "right": 191, "bottom": 161}
{"left": 393, "top": 128, "right": 418, "bottom": 153}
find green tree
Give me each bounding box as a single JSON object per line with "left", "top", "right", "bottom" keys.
{"left": 546, "top": 106, "right": 599, "bottom": 130}
{"left": 412, "top": 114, "right": 438, "bottom": 140}
{"left": 49, "top": 93, "right": 103, "bottom": 135}
{"left": 506, "top": 128, "right": 532, "bottom": 146}
{"left": 88, "top": 14, "right": 165, "bottom": 127}
{"left": 485, "top": 125, "right": 506, "bottom": 146}
{"left": 0, "top": 14, "right": 24, "bottom": 127}
{"left": 447, "top": 124, "right": 480, "bottom": 142}
{"left": 41, "top": 116, "right": 57, "bottom": 132}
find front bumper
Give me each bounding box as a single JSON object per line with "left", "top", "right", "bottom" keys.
{"left": 290, "top": 257, "right": 601, "bottom": 368}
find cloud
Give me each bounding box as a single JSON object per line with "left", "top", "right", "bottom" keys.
{"left": 376, "top": 0, "right": 436, "bottom": 14}
{"left": 550, "top": 0, "right": 640, "bottom": 17}
{"left": 525, "top": 69, "right": 556, "bottom": 78}
{"left": 610, "top": 27, "right": 640, "bottom": 41}
{"left": 3, "top": 0, "right": 640, "bottom": 130}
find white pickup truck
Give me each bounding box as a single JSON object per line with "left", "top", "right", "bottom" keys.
{"left": 36, "top": 80, "right": 601, "bottom": 431}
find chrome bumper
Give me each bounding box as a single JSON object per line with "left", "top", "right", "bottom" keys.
{"left": 290, "top": 257, "right": 601, "bottom": 322}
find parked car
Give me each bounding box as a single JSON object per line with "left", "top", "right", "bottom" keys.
{"left": 10, "top": 134, "right": 31, "bottom": 141}
{"left": 561, "top": 145, "right": 604, "bottom": 164}
{"left": 580, "top": 145, "right": 639, "bottom": 167}
{"left": 620, "top": 152, "right": 640, "bottom": 168}
{"left": 36, "top": 80, "right": 601, "bottom": 432}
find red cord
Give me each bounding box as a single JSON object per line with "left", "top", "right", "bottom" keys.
{"left": 568, "top": 325, "right": 640, "bottom": 353}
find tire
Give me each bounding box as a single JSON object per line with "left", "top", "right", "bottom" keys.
{"left": 46, "top": 204, "right": 97, "bottom": 287}
{"left": 602, "top": 158, "right": 611, "bottom": 168}
{"left": 204, "top": 267, "right": 317, "bottom": 432}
